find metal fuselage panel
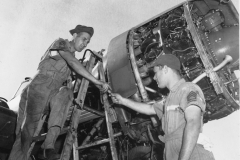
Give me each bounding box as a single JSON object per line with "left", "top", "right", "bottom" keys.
{"left": 107, "top": 31, "right": 137, "bottom": 98}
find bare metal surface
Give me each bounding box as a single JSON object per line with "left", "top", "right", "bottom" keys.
{"left": 158, "top": 19, "right": 163, "bottom": 47}
{"left": 10, "top": 78, "right": 32, "bottom": 100}
{"left": 107, "top": 31, "right": 137, "bottom": 98}
{"left": 145, "top": 86, "right": 157, "bottom": 93}
{"left": 229, "top": 0, "right": 239, "bottom": 22}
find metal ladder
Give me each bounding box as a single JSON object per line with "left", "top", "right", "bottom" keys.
{"left": 62, "top": 51, "right": 118, "bottom": 160}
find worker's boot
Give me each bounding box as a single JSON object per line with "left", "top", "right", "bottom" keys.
{"left": 38, "top": 148, "right": 60, "bottom": 160}
{"left": 41, "top": 126, "right": 61, "bottom": 149}
{"left": 39, "top": 127, "right": 61, "bottom": 160}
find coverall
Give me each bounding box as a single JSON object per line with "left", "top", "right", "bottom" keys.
{"left": 153, "top": 79, "right": 215, "bottom": 160}
{"left": 8, "top": 38, "right": 74, "bottom": 160}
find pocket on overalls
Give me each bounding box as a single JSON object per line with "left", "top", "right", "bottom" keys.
{"left": 32, "top": 74, "right": 58, "bottom": 91}
{"left": 54, "top": 59, "right": 68, "bottom": 73}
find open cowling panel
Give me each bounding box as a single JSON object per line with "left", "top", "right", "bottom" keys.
{"left": 107, "top": 0, "right": 239, "bottom": 124}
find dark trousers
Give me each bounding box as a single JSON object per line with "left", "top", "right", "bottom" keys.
{"left": 8, "top": 74, "right": 73, "bottom": 160}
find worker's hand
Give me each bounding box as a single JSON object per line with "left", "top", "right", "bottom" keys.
{"left": 96, "top": 81, "right": 111, "bottom": 93}
{"left": 73, "top": 99, "right": 83, "bottom": 109}
{"left": 109, "top": 93, "right": 124, "bottom": 105}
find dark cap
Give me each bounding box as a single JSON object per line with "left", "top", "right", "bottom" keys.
{"left": 69, "top": 25, "right": 94, "bottom": 37}
{"left": 150, "top": 54, "right": 181, "bottom": 71}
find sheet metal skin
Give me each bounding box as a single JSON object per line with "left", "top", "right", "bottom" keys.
{"left": 107, "top": 31, "right": 137, "bottom": 98}
{"left": 106, "top": 31, "right": 136, "bottom": 133}
{"left": 106, "top": 2, "right": 185, "bottom": 99}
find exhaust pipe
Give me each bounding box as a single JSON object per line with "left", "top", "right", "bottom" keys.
{"left": 192, "top": 55, "right": 233, "bottom": 84}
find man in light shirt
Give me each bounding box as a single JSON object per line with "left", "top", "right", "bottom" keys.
{"left": 111, "top": 54, "right": 215, "bottom": 160}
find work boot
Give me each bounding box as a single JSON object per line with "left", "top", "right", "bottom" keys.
{"left": 38, "top": 149, "right": 60, "bottom": 160}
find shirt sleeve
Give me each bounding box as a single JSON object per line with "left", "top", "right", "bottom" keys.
{"left": 180, "top": 84, "right": 206, "bottom": 112}
{"left": 152, "top": 100, "right": 164, "bottom": 120}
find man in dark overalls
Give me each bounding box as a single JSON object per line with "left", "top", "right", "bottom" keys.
{"left": 8, "top": 25, "right": 110, "bottom": 160}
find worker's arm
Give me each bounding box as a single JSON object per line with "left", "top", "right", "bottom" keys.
{"left": 110, "top": 93, "right": 157, "bottom": 115}
{"left": 177, "top": 84, "right": 206, "bottom": 160}
{"left": 59, "top": 50, "right": 99, "bottom": 84}
{"left": 178, "top": 105, "right": 202, "bottom": 160}
{"left": 58, "top": 50, "right": 109, "bottom": 92}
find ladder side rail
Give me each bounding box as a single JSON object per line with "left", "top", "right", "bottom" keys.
{"left": 60, "top": 54, "right": 96, "bottom": 160}
{"left": 98, "top": 62, "right": 118, "bottom": 160}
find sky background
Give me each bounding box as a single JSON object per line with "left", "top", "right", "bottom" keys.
{"left": 0, "top": 0, "right": 239, "bottom": 159}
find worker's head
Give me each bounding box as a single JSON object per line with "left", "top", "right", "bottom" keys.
{"left": 70, "top": 25, "right": 94, "bottom": 52}
{"left": 150, "top": 54, "right": 181, "bottom": 88}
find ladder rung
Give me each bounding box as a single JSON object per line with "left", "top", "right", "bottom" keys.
{"left": 76, "top": 132, "right": 122, "bottom": 150}
{"left": 82, "top": 105, "right": 105, "bottom": 117}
